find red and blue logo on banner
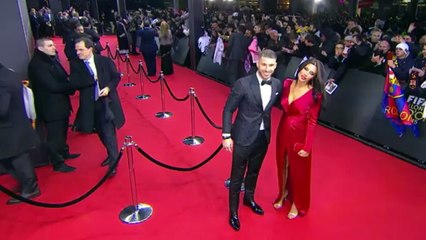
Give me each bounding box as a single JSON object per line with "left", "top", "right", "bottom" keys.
{"left": 382, "top": 68, "right": 419, "bottom": 137}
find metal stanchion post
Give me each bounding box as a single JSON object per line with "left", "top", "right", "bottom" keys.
{"left": 116, "top": 48, "right": 123, "bottom": 77}
{"left": 136, "top": 60, "right": 150, "bottom": 100}
{"left": 123, "top": 54, "right": 136, "bottom": 87}
{"left": 119, "top": 136, "right": 153, "bottom": 224}
{"left": 183, "top": 88, "right": 204, "bottom": 145}
{"left": 155, "top": 72, "right": 173, "bottom": 118}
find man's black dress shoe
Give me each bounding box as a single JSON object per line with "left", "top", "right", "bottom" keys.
{"left": 101, "top": 158, "right": 111, "bottom": 167}
{"left": 243, "top": 199, "right": 264, "bottom": 215}
{"left": 6, "top": 188, "right": 41, "bottom": 205}
{"left": 108, "top": 168, "right": 117, "bottom": 178}
{"left": 63, "top": 153, "right": 81, "bottom": 160}
{"left": 53, "top": 163, "right": 76, "bottom": 173}
{"left": 229, "top": 213, "right": 240, "bottom": 231}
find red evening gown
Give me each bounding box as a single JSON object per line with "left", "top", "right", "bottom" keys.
{"left": 276, "top": 79, "right": 322, "bottom": 215}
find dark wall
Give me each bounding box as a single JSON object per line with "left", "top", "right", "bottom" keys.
{"left": 0, "top": 0, "right": 33, "bottom": 78}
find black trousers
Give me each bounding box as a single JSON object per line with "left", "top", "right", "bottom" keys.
{"left": 1, "top": 152, "right": 37, "bottom": 193}
{"left": 141, "top": 50, "right": 157, "bottom": 76}
{"left": 94, "top": 101, "right": 118, "bottom": 168}
{"left": 229, "top": 131, "right": 268, "bottom": 214}
{"left": 38, "top": 119, "right": 69, "bottom": 166}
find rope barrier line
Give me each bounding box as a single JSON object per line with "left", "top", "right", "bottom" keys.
{"left": 0, "top": 148, "right": 124, "bottom": 208}
{"left": 134, "top": 143, "right": 222, "bottom": 171}
{"left": 106, "top": 46, "right": 118, "bottom": 60}
{"left": 139, "top": 65, "right": 160, "bottom": 83}
{"left": 162, "top": 77, "right": 190, "bottom": 101}
{"left": 117, "top": 50, "right": 127, "bottom": 62}
{"left": 194, "top": 96, "right": 223, "bottom": 129}
{"left": 127, "top": 58, "right": 141, "bottom": 74}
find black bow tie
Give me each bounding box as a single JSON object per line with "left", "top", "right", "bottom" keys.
{"left": 261, "top": 80, "right": 271, "bottom": 86}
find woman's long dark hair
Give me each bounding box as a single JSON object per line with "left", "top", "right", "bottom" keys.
{"left": 294, "top": 58, "right": 325, "bottom": 103}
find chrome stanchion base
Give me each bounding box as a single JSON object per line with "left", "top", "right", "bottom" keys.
{"left": 123, "top": 83, "right": 136, "bottom": 87}
{"left": 183, "top": 136, "right": 205, "bottom": 145}
{"left": 155, "top": 112, "right": 173, "bottom": 118}
{"left": 136, "top": 94, "right": 151, "bottom": 100}
{"left": 119, "top": 203, "right": 153, "bottom": 224}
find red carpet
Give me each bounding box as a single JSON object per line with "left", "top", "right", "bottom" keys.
{"left": 0, "top": 36, "right": 425, "bottom": 240}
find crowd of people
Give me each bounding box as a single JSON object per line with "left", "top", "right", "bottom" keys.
{"left": 202, "top": 7, "right": 426, "bottom": 90}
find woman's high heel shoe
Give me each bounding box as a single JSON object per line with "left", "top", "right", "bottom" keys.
{"left": 273, "top": 191, "right": 288, "bottom": 209}
{"left": 287, "top": 203, "right": 299, "bottom": 219}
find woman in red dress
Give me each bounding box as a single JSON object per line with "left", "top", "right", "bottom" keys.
{"left": 273, "top": 58, "right": 325, "bottom": 219}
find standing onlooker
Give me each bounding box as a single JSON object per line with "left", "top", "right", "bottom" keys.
{"left": 137, "top": 21, "right": 158, "bottom": 76}
{"left": 29, "top": 8, "right": 40, "bottom": 40}
{"left": 158, "top": 21, "right": 174, "bottom": 75}
{"left": 28, "top": 38, "right": 79, "bottom": 173}
{"left": 116, "top": 16, "right": 130, "bottom": 54}
{"left": 387, "top": 42, "right": 415, "bottom": 90}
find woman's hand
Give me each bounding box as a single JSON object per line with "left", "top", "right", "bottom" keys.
{"left": 297, "top": 150, "right": 309, "bottom": 157}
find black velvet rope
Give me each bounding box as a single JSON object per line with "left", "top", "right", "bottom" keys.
{"left": 106, "top": 46, "right": 118, "bottom": 60}
{"left": 139, "top": 65, "right": 160, "bottom": 83}
{"left": 127, "top": 58, "right": 141, "bottom": 74}
{"left": 117, "top": 50, "right": 127, "bottom": 62}
{"left": 162, "top": 77, "right": 190, "bottom": 101}
{"left": 134, "top": 143, "right": 222, "bottom": 171}
{"left": 0, "top": 148, "right": 124, "bottom": 208}
{"left": 194, "top": 96, "right": 222, "bottom": 129}
{"left": 100, "top": 44, "right": 109, "bottom": 51}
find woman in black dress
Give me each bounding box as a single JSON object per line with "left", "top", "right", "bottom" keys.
{"left": 158, "top": 21, "right": 174, "bottom": 75}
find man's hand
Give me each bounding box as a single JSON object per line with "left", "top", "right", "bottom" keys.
{"left": 222, "top": 139, "right": 233, "bottom": 152}
{"left": 99, "top": 86, "right": 110, "bottom": 97}
{"left": 387, "top": 60, "right": 396, "bottom": 68}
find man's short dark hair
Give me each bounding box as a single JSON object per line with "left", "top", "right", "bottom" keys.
{"left": 35, "top": 38, "right": 52, "bottom": 48}
{"left": 75, "top": 37, "right": 94, "bottom": 49}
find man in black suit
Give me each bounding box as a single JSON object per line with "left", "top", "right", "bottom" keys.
{"left": 222, "top": 49, "right": 282, "bottom": 231}
{"left": 28, "top": 38, "right": 78, "bottom": 173}
{"left": 137, "top": 21, "right": 158, "bottom": 76}
{"left": 0, "top": 63, "right": 41, "bottom": 204}
{"left": 70, "top": 37, "right": 125, "bottom": 176}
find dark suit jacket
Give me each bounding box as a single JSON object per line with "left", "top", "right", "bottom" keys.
{"left": 0, "top": 65, "right": 39, "bottom": 160}
{"left": 137, "top": 27, "right": 158, "bottom": 53}
{"left": 222, "top": 74, "right": 282, "bottom": 146}
{"left": 28, "top": 49, "right": 74, "bottom": 122}
{"left": 69, "top": 54, "right": 125, "bottom": 133}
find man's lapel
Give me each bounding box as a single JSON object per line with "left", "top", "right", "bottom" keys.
{"left": 93, "top": 54, "right": 103, "bottom": 83}
{"left": 249, "top": 74, "right": 263, "bottom": 109}
{"left": 265, "top": 79, "right": 279, "bottom": 111}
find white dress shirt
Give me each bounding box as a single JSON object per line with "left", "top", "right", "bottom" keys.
{"left": 256, "top": 71, "right": 272, "bottom": 131}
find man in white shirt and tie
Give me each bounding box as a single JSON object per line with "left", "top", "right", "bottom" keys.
{"left": 70, "top": 37, "right": 125, "bottom": 177}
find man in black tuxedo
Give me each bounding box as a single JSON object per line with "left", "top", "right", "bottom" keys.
{"left": 222, "top": 49, "right": 282, "bottom": 231}
{"left": 28, "top": 38, "right": 78, "bottom": 173}
{"left": 70, "top": 37, "right": 125, "bottom": 176}
{"left": 0, "top": 63, "right": 41, "bottom": 204}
